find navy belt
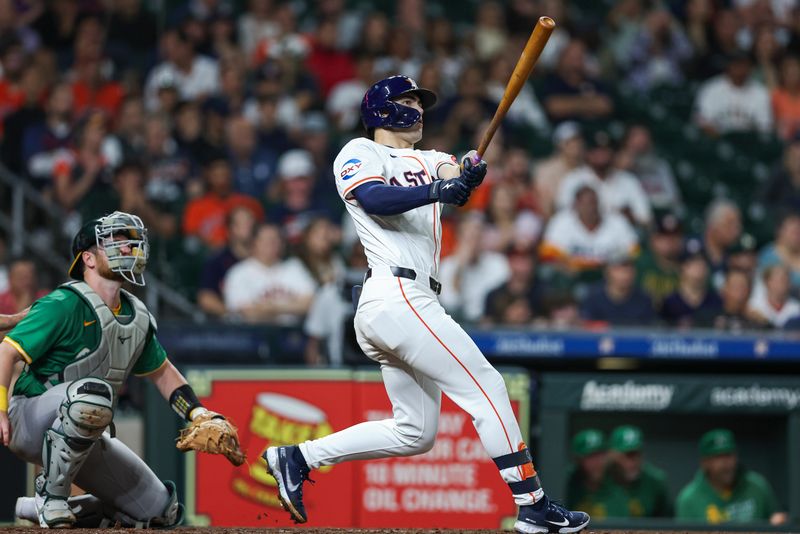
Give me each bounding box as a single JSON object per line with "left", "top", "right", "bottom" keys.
{"left": 365, "top": 266, "right": 442, "bottom": 295}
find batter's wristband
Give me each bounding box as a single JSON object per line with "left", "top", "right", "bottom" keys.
{"left": 0, "top": 385, "right": 8, "bottom": 412}
{"left": 428, "top": 180, "right": 441, "bottom": 201}
{"left": 169, "top": 384, "right": 203, "bottom": 422}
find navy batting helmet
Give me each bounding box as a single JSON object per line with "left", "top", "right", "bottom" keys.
{"left": 361, "top": 75, "right": 437, "bottom": 130}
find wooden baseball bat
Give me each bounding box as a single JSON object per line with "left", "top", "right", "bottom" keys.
{"left": 473, "top": 16, "right": 555, "bottom": 163}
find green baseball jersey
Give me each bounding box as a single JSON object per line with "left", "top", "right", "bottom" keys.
{"left": 5, "top": 288, "right": 167, "bottom": 398}
{"left": 566, "top": 466, "right": 630, "bottom": 519}
{"left": 636, "top": 249, "right": 679, "bottom": 308}
{"left": 615, "top": 462, "right": 673, "bottom": 517}
{"left": 675, "top": 468, "right": 778, "bottom": 523}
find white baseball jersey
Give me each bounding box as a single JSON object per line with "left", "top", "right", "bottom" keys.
{"left": 296, "top": 138, "right": 544, "bottom": 512}
{"left": 333, "top": 137, "right": 457, "bottom": 277}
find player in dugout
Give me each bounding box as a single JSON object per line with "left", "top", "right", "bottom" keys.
{"left": 263, "top": 75, "right": 590, "bottom": 534}
{"left": 676, "top": 428, "right": 787, "bottom": 525}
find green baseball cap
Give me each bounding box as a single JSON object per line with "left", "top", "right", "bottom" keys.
{"left": 609, "top": 425, "right": 643, "bottom": 453}
{"left": 572, "top": 429, "right": 606, "bottom": 457}
{"left": 699, "top": 428, "right": 737, "bottom": 457}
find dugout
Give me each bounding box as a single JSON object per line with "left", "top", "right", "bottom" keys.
{"left": 537, "top": 372, "right": 800, "bottom": 530}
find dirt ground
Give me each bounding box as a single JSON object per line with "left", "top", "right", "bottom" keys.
{"left": 0, "top": 529, "right": 780, "bottom": 534}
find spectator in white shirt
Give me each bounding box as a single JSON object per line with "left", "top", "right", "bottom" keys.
{"left": 541, "top": 185, "right": 640, "bottom": 273}
{"left": 223, "top": 223, "right": 316, "bottom": 325}
{"left": 144, "top": 28, "right": 220, "bottom": 112}
{"left": 534, "top": 121, "right": 585, "bottom": 218}
{"left": 616, "top": 124, "right": 683, "bottom": 212}
{"left": 749, "top": 264, "right": 800, "bottom": 328}
{"left": 439, "top": 214, "right": 511, "bottom": 322}
{"left": 694, "top": 52, "right": 773, "bottom": 136}
{"left": 556, "top": 129, "right": 652, "bottom": 227}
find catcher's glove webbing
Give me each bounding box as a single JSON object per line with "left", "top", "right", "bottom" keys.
{"left": 176, "top": 408, "right": 246, "bottom": 466}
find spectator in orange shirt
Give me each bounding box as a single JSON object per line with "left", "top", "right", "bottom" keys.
{"left": 53, "top": 110, "right": 114, "bottom": 212}
{"left": 0, "top": 36, "right": 28, "bottom": 137}
{"left": 772, "top": 55, "right": 800, "bottom": 141}
{"left": 67, "top": 15, "right": 124, "bottom": 118}
{"left": 183, "top": 155, "right": 265, "bottom": 250}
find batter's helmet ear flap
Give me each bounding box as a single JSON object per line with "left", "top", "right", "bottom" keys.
{"left": 361, "top": 75, "right": 437, "bottom": 130}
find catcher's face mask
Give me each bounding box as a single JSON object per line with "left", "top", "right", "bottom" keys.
{"left": 95, "top": 211, "right": 149, "bottom": 286}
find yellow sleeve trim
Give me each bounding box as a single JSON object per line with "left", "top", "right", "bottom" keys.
{"left": 134, "top": 357, "right": 169, "bottom": 377}
{"left": 2, "top": 337, "right": 32, "bottom": 364}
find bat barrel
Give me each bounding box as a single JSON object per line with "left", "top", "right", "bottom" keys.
{"left": 475, "top": 16, "right": 556, "bottom": 161}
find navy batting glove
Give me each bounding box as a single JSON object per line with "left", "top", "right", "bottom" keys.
{"left": 460, "top": 154, "right": 487, "bottom": 189}
{"left": 429, "top": 178, "right": 471, "bottom": 206}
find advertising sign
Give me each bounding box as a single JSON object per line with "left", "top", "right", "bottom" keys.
{"left": 183, "top": 368, "right": 529, "bottom": 529}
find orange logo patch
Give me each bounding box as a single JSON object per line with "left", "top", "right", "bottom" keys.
{"left": 83, "top": 320, "right": 96, "bottom": 327}
{"left": 519, "top": 442, "right": 537, "bottom": 479}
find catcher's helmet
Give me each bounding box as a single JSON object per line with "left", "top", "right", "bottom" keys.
{"left": 68, "top": 211, "right": 149, "bottom": 286}
{"left": 360, "top": 75, "right": 437, "bottom": 130}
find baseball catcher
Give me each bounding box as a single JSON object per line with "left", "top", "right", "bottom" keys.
{"left": 0, "top": 211, "right": 244, "bottom": 528}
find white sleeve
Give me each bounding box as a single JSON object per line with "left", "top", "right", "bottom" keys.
{"left": 437, "top": 258, "right": 464, "bottom": 314}
{"left": 542, "top": 212, "right": 571, "bottom": 251}
{"left": 281, "top": 259, "right": 318, "bottom": 297}
{"left": 556, "top": 173, "right": 580, "bottom": 210}
{"left": 304, "top": 284, "right": 339, "bottom": 338}
{"left": 333, "top": 139, "right": 387, "bottom": 200}
{"left": 427, "top": 150, "right": 459, "bottom": 180}
{"left": 487, "top": 254, "right": 511, "bottom": 290}
{"left": 694, "top": 81, "right": 716, "bottom": 126}
{"left": 755, "top": 87, "right": 773, "bottom": 133}
{"left": 143, "top": 65, "right": 165, "bottom": 112}
{"left": 625, "top": 174, "right": 653, "bottom": 225}
{"left": 222, "top": 263, "right": 252, "bottom": 311}
{"left": 615, "top": 216, "right": 640, "bottom": 253}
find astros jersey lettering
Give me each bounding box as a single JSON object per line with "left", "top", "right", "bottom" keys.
{"left": 333, "top": 137, "right": 456, "bottom": 276}
{"left": 6, "top": 288, "right": 167, "bottom": 398}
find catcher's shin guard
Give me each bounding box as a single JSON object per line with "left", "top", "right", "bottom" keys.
{"left": 147, "top": 480, "right": 184, "bottom": 529}
{"left": 39, "top": 379, "right": 114, "bottom": 528}
{"left": 40, "top": 429, "right": 92, "bottom": 528}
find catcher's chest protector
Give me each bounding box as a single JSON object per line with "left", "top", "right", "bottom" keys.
{"left": 53, "top": 281, "right": 151, "bottom": 395}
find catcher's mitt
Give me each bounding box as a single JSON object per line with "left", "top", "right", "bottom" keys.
{"left": 176, "top": 409, "right": 246, "bottom": 466}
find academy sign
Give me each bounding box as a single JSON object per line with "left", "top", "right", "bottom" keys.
{"left": 580, "top": 380, "right": 675, "bottom": 411}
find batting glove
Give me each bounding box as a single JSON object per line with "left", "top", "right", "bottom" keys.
{"left": 460, "top": 151, "right": 487, "bottom": 189}
{"left": 430, "top": 178, "right": 471, "bottom": 206}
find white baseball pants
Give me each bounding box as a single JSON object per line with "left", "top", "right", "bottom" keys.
{"left": 299, "top": 267, "right": 539, "bottom": 505}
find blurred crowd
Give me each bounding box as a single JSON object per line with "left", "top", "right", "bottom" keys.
{"left": 567, "top": 426, "right": 787, "bottom": 525}
{"left": 2, "top": 0, "right": 800, "bottom": 364}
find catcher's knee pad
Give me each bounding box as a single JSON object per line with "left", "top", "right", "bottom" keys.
{"left": 59, "top": 378, "right": 114, "bottom": 440}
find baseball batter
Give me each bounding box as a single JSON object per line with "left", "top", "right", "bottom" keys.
{"left": 0, "top": 211, "right": 242, "bottom": 528}
{"left": 265, "top": 76, "right": 590, "bottom": 533}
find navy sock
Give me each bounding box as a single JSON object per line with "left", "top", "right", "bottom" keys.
{"left": 531, "top": 494, "right": 548, "bottom": 510}
{"left": 292, "top": 445, "right": 310, "bottom": 471}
